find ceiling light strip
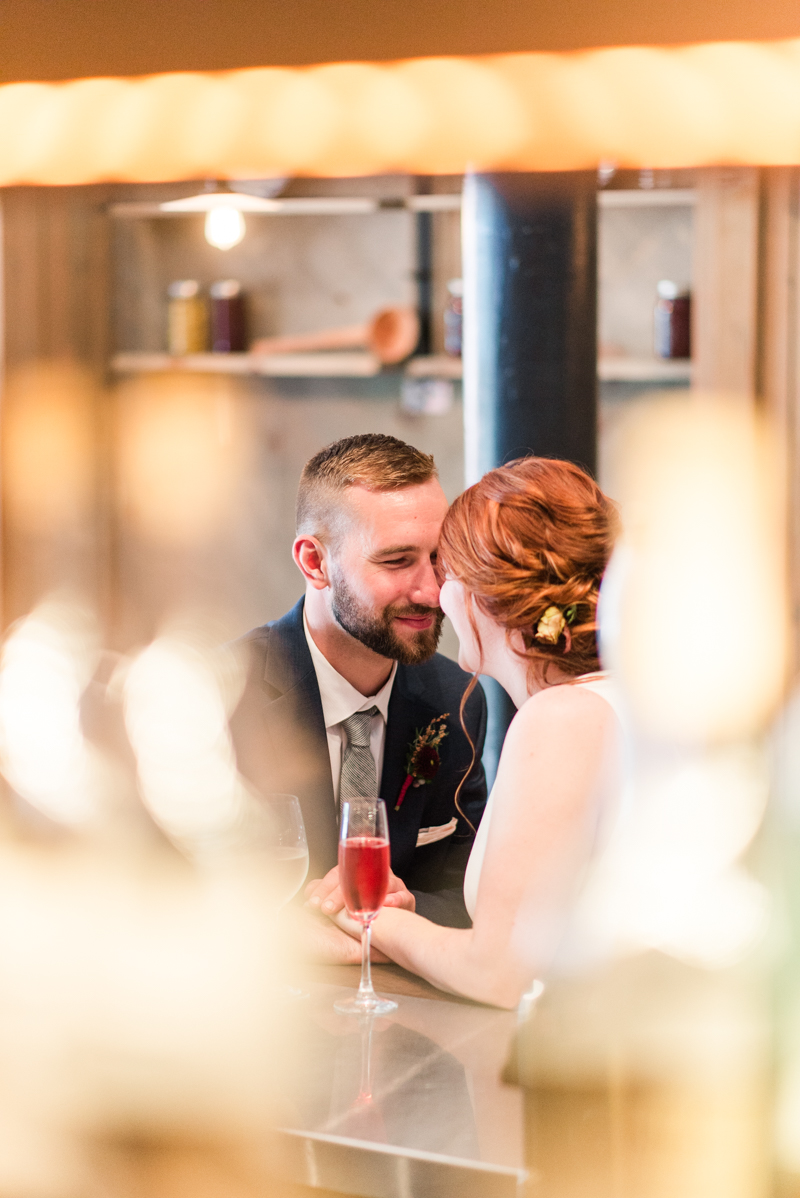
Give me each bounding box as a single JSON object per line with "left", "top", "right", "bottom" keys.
{"left": 1, "top": 39, "right": 799, "bottom": 186}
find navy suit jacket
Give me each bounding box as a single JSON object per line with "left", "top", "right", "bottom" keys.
{"left": 229, "top": 599, "right": 488, "bottom": 927}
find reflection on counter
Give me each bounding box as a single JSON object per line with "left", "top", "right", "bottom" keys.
{"left": 272, "top": 982, "right": 526, "bottom": 1198}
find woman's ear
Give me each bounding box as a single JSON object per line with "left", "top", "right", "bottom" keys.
{"left": 293, "top": 535, "right": 330, "bottom": 589}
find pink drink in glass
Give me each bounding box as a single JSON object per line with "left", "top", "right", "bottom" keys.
{"left": 339, "top": 837, "right": 390, "bottom": 916}
{"left": 334, "top": 798, "right": 398, "bottom": 1016}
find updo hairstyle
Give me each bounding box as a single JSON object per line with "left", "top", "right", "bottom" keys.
{"left": 439, "top": 457, "right": 618, "bottom": 684}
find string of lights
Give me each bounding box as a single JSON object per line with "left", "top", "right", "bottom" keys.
{"left": 0, "top": 39, "right": 799, "bottom": 185}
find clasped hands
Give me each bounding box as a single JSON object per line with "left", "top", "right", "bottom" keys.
{"left": 304, "top": 866, "right": 415, "bottom": 936}
{"left": 287, "top": 867, "right": 413, "bottom": 965}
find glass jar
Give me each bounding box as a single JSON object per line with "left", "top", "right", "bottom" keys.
{"left": 167, "top": 280, "right": 208, "bottom": 355}
{"left": 654, "top": 280, "right": 691, "bottom": 360}
{"left": 210, "top": 279, "right": 246, "bottom": 353}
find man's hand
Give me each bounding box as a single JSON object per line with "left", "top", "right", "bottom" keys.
{"left": 282, "top": 906, "right": 390, "bottom": 964}
{"left": 304, "top": 865, "right": 416, "bottom": 916}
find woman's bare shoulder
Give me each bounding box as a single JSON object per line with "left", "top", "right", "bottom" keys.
{"left": 505, "top": 682, "right": 616, "bottom": 748}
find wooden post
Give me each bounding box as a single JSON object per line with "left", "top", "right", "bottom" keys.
{"left": 693, "top": 168, "right": 760, "bottom": 401}
{"left": 755, "top": 167, "right": 800, "bottom": 676}
{"left": 0, "top": 185, "right": 114, "bottom": 633}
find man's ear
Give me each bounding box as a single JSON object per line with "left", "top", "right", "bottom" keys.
{"left": 293, "top": 535, "right": 331, "bottom": 590}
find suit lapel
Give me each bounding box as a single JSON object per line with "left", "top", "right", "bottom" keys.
{"left": 381, "top": 665, "right": 438, "bottom": 857}
{"left": 380, "top": 672, "right": 414, "bottom": 807}
{"left": 259, "top": 601, "right": 339, "bottom": 879}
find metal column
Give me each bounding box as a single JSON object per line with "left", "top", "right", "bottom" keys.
{"left": 461, "top": 171, "right": 598, "bottom": 781}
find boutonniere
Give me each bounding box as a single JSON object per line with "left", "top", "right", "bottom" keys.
{"left": 395, "top": 713, "right": 449, "bottom": 811}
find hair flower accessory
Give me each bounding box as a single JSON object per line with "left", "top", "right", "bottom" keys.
{"left": 395, "top": 713, "right": 449, "bottom": 811}
{"left": 534, "top": 604, "right": 578, "bottom": 651}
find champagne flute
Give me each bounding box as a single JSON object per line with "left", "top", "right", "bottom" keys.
{"left": 334, "top": 797, "right": 398, "bottom": 1016}
{"left": 354, "top": 1013, "right": 377, "bottom": 1107}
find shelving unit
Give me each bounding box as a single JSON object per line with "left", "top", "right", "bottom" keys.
{"left": 110, "top": 183, "right": 694, "bottom": 383}
{"left": 110, "top": 185, "right": 696, "bottom": 384}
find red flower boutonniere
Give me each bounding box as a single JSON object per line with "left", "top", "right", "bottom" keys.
{"left": 394, "top": 713, "right": 449, "bottom": 811}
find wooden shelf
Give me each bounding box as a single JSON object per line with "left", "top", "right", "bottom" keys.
{"left": 405, "top": 354, "right": 463, "bottom": 379}
{"left": 109, "top": 194, "right": 463, "bottom": 219}
{"left": 598, "top": 357, "right": 692, "bottom": 382}
{"left": 598, "top": 189, "right": 696, "bottom": 208}
{"left": 111, "top": 351, "right": 382, "bottom": 377}
{"left": 110, "top": 351, "right": 466, "bottom": 379}
{"left": 112, "top": 352, "right": 690, "bottom": 383}
{"left": 113, "top": 191, "right": 689, "bottom": 218}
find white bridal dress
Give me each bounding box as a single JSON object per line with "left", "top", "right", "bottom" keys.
{"left": 462, "top": 674, "right": 630, "bottom": 981}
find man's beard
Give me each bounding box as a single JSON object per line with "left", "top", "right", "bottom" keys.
{"left": 330, "top": 573, "right": 444, "bottom": 665}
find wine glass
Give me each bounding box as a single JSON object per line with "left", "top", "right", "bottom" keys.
{"left": 263, "top": 793, "right": 309, "bottom": 908}
{"left": 262, "top": 794, "right": 309, "bottom": 1000}
{"left": 334, "top": 797, "right": 398, "bottom": 1016}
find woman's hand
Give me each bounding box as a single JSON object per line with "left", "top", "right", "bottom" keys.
{"left": 331, "top": 904, "right": 376, "bottom": 942}
{"left": 304, "top": 866, "right": 416, "bottom": 917}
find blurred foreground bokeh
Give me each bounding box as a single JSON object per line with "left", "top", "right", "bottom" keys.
{"left": 513, "top": 396, "right": 788, "bottom": 1197}
{"left": 0, "top": 365, "right": 798, "bottom": 1196}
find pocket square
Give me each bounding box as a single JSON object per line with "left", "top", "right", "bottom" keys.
{"left": 415, "top": 817, "right": 458, "bottom": 847}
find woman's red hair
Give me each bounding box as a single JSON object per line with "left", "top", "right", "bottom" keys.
{"left": 440, "top": 457, "right": 617, "bottom": 684}
{"left": 439, "top": 458, "right": 617, "bottom": 830}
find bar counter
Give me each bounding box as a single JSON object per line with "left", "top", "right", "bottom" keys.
{"left": 270, "top": 963, "right": 526, "bottom": 1198}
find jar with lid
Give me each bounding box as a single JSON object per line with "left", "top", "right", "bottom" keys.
{"left": 443, "top": 278, "right": 463, "bottom": 357}
{"left": 167, "top": 280, "right": 208, "bottom": 355}
{"left": 654, "top": 280, "right": 691, "bottom": 360}
{"left": 210, "top": 280, "right": 246, "bottom": 353}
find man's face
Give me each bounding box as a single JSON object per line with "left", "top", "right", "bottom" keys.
{"left": 327, "top": 478, "right": 449, "bottom": 665}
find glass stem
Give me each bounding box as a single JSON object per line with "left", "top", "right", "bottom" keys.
{"left": 358, "top": 1014, "right": 374, "bottom": 1101}
{"left": 358, "top": 919, "right": 374, "bottom": 998}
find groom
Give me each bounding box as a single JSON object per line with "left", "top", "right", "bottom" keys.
{"left": 229, "top": 434, "right": 487, "bottom": 956}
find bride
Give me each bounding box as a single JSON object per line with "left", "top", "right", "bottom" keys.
{"left": 307, "top": 456, "right": 623, "bottom": 1009}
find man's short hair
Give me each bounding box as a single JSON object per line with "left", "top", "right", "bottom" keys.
{"left": 296, "top": 433, "right": 438, "bottom": 543}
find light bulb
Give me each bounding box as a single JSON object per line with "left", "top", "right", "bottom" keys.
{"left": 204, "top": 206, "right": 245, "bottom": 250}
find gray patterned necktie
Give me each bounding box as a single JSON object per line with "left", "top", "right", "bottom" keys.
{"left": 339, "top": 707, "right": 380, "bottom": 803}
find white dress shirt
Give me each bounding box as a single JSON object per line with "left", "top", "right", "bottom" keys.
{"left": 303, "top": 608, "right": 397, "bottom": 805}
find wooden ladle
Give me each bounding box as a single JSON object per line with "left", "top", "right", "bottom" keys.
{"left": 250, "top": 305, "right": 420, "bottom": 365}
